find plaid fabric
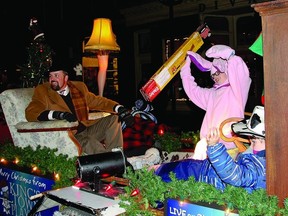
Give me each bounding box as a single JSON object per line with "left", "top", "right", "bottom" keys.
{"left": 68, "top": 82, "right": 88, "bottom": 121}
{"left": 123, "top": 116, "right": 156, "bottom": 150}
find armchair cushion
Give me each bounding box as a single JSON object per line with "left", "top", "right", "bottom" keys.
{"left": 16, "top": 120, "right": 78, "bottom": 132}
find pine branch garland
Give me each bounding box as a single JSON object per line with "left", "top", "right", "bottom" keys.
{"left": 0, "top": 142, "right": 76, "bottom": 189}
{"left": 119, "top": 168, "right": 288, "bottom": 215}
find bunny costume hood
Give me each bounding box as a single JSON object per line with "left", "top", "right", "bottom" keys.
{"left": 180, "top": 45, "right": 251, "bottom": 149}
{"left": 188, "top": 45, "right": 235, "bottom": 75}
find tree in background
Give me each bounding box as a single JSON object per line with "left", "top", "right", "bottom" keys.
{"left": 18, "top": 18, "right": 54, "bottom": 87}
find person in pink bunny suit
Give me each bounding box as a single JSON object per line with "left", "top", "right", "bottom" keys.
{"left": 180, "top": 45, "right": 251, "bottom": 159}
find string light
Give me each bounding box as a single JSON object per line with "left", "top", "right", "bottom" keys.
{"left": 54, "top": 173, "right": 60, "bottom": 181}
{"left": 157, "top": 124, "right": 167, "bottom": 135}
{"left": 14, "top": 158, "right": 19, "bottom": 164}
{"left": 105, "top": 181, "right": 116, "bottom": 192}
{"left": 225, "top": 208, "right": 231, "bottom": 216}
{"left": 0, "top": 157, "right": 64, "bottom": 182}
{"left": 74, "top": 179, "right": 82, "bottom": 185}
{"left": 32, "top": 166, "right": 38, "bottom": 172}
{"left": 158, "top": 129, "right": 165, "bottom": 135}
{"left": 130, "top": 188, "right": 140, "bottom": 196}
{"left": 225, "top": 202, "right": 234, "bottom": 216}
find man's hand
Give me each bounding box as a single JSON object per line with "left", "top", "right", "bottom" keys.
{"left": 206, "top": 127, "right": 220, "bottom": 146}
{"left": 118, "top": 106, "right": 134, "bottom": 128}
{"left": 53, "top": 111, "right": 77, "bottom": 122}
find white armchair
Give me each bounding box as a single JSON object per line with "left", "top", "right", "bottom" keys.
{"left": 0, "top": 88, "right": 82, "bottom": 158}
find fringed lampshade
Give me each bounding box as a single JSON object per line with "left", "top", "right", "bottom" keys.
{"left": 84, "top": 18, "right": 120, "bottom": 96}
{"left": 85, "top": 18, "right": 120, "bottom": 53}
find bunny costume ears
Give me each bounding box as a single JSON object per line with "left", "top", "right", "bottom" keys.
{"left": 187, "top": 45, "right": 235, "bottom": 75}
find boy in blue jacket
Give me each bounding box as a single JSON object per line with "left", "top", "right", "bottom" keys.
{"left": 154, "top": 106, "right": 265, "bottom": 193}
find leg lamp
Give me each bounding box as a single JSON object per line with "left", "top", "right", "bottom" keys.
{"left": 84, "top": 18, "right": 120, "bottom": 96}
{"left": 97, "top": 53, "right": 109, "bottom": 97}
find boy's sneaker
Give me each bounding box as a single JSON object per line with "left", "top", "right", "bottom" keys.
{"left": 127, "top": 147, "right": 161, "bottom": 170}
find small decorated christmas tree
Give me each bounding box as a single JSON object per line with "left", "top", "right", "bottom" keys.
{"left": 18, "top": 17, "right": 54, "bottom": 87}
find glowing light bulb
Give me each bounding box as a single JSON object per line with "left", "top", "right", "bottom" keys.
{"left": 225, "top": 209, "right": 231, "bottom": 216}
{"left": 158, "top": 129, "right": 164, "bottom": 135}
{"left": 14, "top": 158, "right": 19, "bottom": 164}
{"left": 105, "top": 184, "right": 113, "bottom": 191}
{"left": 75, "top": 179, "right": 81, "bottom": 184}
{"left": 130, "top": 188, "right": 140, "bottom": 197}
{"left": 105, "top": 181, "right": 116, "bottom": 192}
{"left": 54, "top": 173, "right": 60, "bottom": 181}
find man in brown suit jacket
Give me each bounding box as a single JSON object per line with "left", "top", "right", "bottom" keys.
{"left": 25, "top": 62, "right": 134, "bottom": 155}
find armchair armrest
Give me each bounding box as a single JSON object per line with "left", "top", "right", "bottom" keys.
{"left": 16, "top": 120, "right": 79, "bottom": 133}
{"left": 15, "top": 120, "right": 82, "bottom": 156}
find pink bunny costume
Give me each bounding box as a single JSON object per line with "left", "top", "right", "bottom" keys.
{"left": 180, "top": 45, "right": 251, "bottom": 149}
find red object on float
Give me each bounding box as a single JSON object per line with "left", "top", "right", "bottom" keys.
{"left": 130, "top": 188, "right": 140, "bottom": 197}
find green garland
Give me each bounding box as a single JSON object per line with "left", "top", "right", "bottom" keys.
{"left": 119, "top": 168, "right": 288, "bottom": 216}
{"left": 0, "top": 142, "right": 76, "bottom": 189}
{"left": 154, "top": 132, "right": 183, "bottom": 153}
{"left": 2, "top": 142, "right": 288, "bottom": 215}
{"left": 154, "top": 130, "right": 200, "bottom": 153}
